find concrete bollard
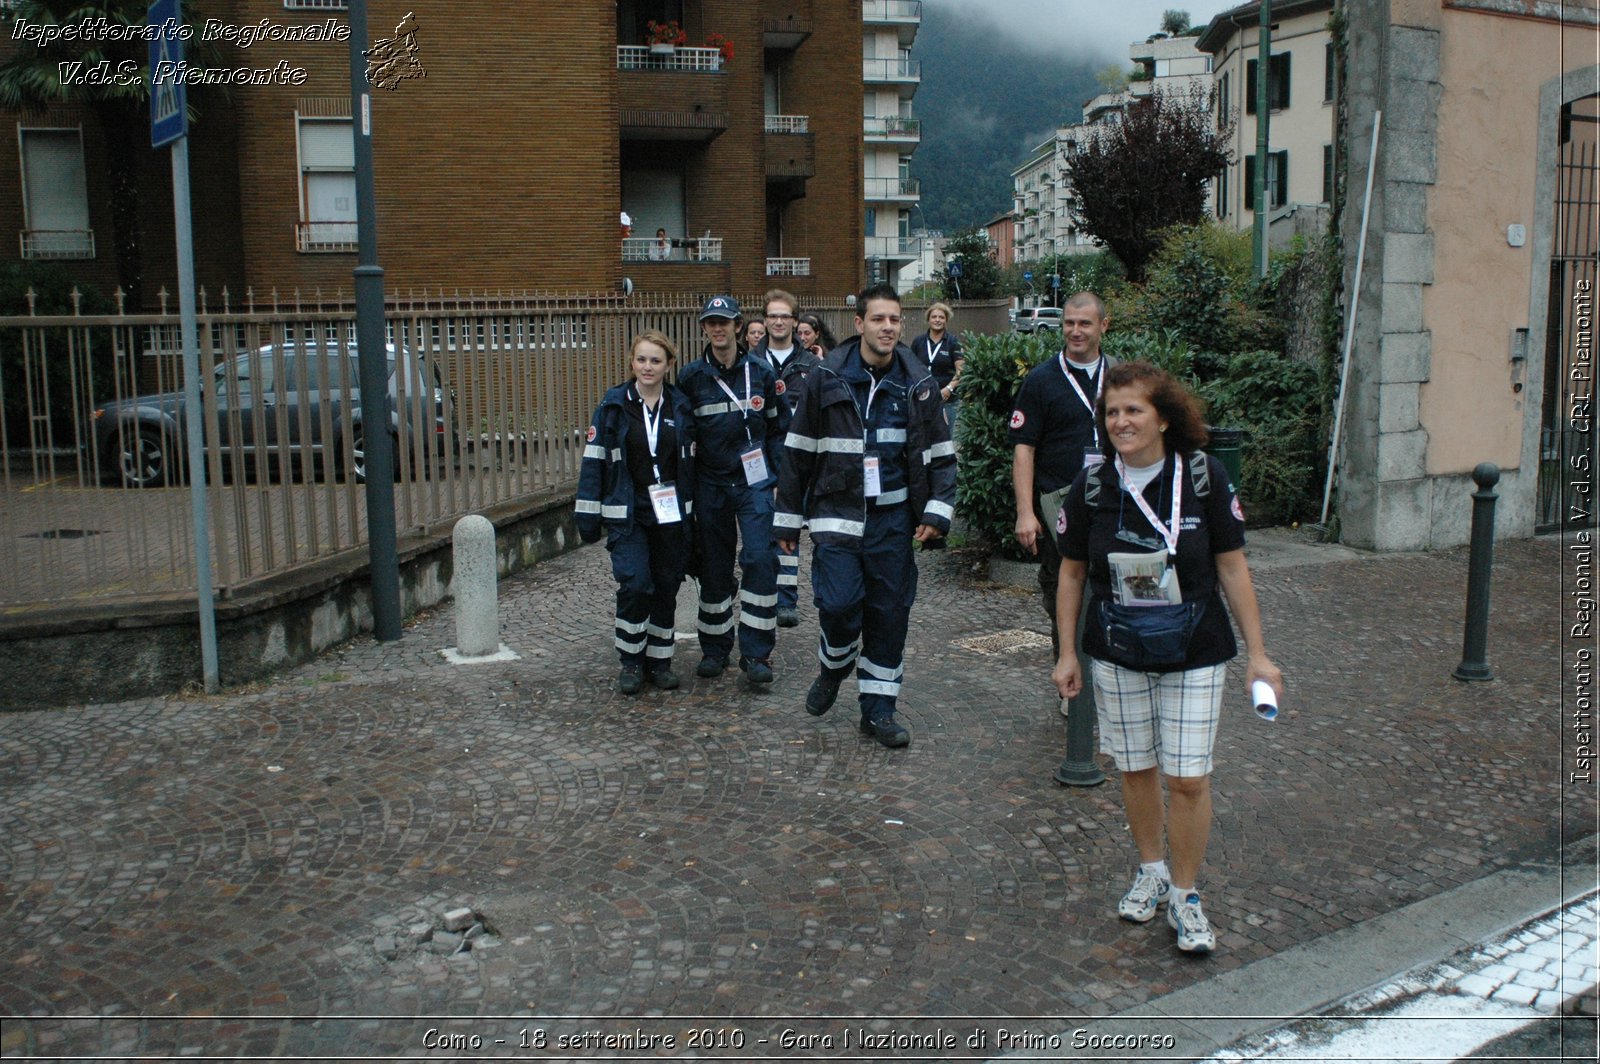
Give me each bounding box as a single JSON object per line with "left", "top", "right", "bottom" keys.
{"left": 441, "top": 514, "right": 517, "bottom": 663}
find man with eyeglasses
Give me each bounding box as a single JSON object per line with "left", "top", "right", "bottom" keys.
{"left": 751, "top": 288, "right": 822, "bottom": 629}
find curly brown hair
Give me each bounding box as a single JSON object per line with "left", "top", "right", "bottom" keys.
{"left": 1095, "top": 360, "right": 1210, "bottom": 458}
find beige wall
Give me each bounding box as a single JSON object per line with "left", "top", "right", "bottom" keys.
{"left": 1422, "top": 9, "right": 1599, "bottom": 476}
{"left": 1212, "top": 5, "right": 1335, "bottom": 226}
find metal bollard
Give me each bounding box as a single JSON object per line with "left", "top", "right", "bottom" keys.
{"left": 1452, "top": 463, "right": 1499, "bottom": 682}
{"left": 1055, "top": 596, "right": 1108, "bottom": 787}
{"left": 451, "top": 514, "right": 500, "bottom": 658}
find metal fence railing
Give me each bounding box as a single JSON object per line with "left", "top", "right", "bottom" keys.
{"left": 0, "top": 291, "right": 1008, "bottom": 610}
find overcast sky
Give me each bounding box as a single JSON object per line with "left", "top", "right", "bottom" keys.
{"left": 927, "top": 0, "right": 1242, "bottom": 63}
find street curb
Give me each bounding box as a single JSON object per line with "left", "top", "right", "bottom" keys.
{"left": 983, "top": 835, "right": 1597, "bottom": 1061}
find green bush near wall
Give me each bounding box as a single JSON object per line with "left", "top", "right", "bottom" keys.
{"left": 952, "top": 330, "right": 1058, "bottom": 560}
{"left": 1199, "top": 349, "right": 1324, "bottom": 527}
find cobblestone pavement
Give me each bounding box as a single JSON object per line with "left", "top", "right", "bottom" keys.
{"left": 0, "top": 532, "right": 1590, "bottom": 1059}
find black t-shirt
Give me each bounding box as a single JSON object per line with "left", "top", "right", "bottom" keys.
{"left": 1008, "top": 354, "right": 1106, "bottom": 494}
{"left": 1057, "top": 453, "right": 1247, "bottom": 671}
{"left": 623, "top": 391, "right": 679, "bottom": 524}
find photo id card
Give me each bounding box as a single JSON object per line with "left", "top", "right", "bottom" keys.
{"left": 741, "top": 447, "right": 769, "bottom": 486}
{"left": 863, "top": 455, "right": 882, "bottom": 497}
{"left": 648, "top": 482, "right": 683, "bottom": 524}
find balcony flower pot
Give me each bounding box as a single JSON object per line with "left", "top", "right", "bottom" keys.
{"left": 649, "top": 42, "right": 676, "bottom": 55}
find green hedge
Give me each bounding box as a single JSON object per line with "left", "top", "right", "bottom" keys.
{"left": 952, "top": 330, "right": 1058, "bottom": 560}
{"left": 1199, "top": 349, "right": 1324, "bottom": 526}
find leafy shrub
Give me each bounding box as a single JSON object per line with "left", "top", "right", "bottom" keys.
{"left": 952, "top": 330, "right": 1058, "bottom": 559}
{"left": 0, "top": 263, "right": 116, "bottom": 450}
{"left": 1119, "top": 224, "right": 1286, "bottom": 379}
{"left": 1199, "top": 349, "right": 1325, "bottom": 526}
{"left": 1101, "top": 328, "right": 1196, "bottom": 382}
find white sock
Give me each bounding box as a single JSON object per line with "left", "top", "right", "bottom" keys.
{"left": 1140, "top": 860, "right": 1170, "bottom": 883}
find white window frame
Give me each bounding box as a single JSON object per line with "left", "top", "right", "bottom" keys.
{"left": 294, "top": 114, "right": 356, "bottom": 252}
{"left": 17, "top": 125, "right": 94, "bottom": 260}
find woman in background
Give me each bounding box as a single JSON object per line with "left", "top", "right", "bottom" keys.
{"left": 795, "top": 314, "right": 835, "bottom": 359}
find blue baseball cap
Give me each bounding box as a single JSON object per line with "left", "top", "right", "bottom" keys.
{"left": 699, "top": 295, "right": 740, "bottom": 321}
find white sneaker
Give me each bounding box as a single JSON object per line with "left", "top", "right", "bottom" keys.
{"left": 1167, "top": 890, "right": 1215, "bottom": 953}
{"left": 1117, "top": 868, "right": 1171, "bottom": 923}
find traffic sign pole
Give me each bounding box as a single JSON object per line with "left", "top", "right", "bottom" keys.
{"left": 150, "top": 0, "right": 218, "bottom": 692}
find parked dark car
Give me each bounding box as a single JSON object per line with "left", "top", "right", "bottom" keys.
{"left": 90, "top": 342, "right": 450, "bottom": 488}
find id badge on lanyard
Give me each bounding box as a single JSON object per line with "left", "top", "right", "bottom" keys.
{"left": 741, "top": 447, "right": 769, "bottom": 485}
{"left": 640, "top": 394, "right": 683, "bottom": 521}
{"left": 860, "top": 372, "right": 888, "bottom": 498}
{"left": 1061, "top": 354, "right": 1104, "bottom": 448}
{"left": 714, "top": 363, "right": 767, "bottom": 485}
{"left": 648, "top": 482, "right": 682, "bottom": 524}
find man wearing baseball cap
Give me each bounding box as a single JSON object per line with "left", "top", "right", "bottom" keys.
{"left": 676, "top": 296, "right": 787, "bottom": 686}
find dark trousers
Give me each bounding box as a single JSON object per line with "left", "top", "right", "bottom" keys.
{"left": 608, "top": 521, "right": 688, "bottom": 668}
{"left": 812, "top": 504, "right": 917, "bottom": 722}
{"left": 695, "top": 478, "right": 777, "bottom": 663}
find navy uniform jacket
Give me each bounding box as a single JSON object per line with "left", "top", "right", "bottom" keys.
{"left": 676, "top": 346, "right": 787, "bottom": 488}
{"left": 575, "top": 381, "right": 696, "bottom": 542}
{"left": 775, "top": 337, "right": 956, "bottom": 546}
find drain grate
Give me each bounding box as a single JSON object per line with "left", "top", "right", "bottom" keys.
{"left": 954, "top": 628, "right": 1054, "bottom": 656}
{"left": 22, "top": 528, "right": 106, "bottom": 540}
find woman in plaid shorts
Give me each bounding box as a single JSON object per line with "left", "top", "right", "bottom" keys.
{"left": 1051, "top": 361, "right": 1283, "bottom": 954}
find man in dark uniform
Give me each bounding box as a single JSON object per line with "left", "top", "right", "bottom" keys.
{"left": 677, "top": 295, "right": 786, "bottom": 686}
{"left": 751, "top": 287, "right": 821, "bottom": 628}
{"left": 1010, "top": 291, "right": 1113, "bottom": 780}
{"left": 776, "top": 284, "right": 956, "bottom": 748}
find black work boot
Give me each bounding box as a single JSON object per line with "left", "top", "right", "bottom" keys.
{"left": 805, "top": 671, "right": 843, "bottom": 716}
{"left": 859, "top": 713, "right": 910, "bottom": 748}
{"left": 617, "top": 665, "right": 645, "bottom": 696}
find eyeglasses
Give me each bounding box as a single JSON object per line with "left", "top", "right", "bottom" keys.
{"left": 765, "top": 312, "right": 795, "bottom": 320}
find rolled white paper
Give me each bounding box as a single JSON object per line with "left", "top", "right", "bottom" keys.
{"left": 1252, "top": 679, "right": 1279, "bottom": 721}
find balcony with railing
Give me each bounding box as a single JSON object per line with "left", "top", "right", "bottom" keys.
{"left": 19, "top": 229, "right": 95, "bottom": 260}
{"left": 864, "top": 115, "right": 920, "bottom": 143}
{"left": 863, "top": 57, "right": 920, "bottom": 89}
{"left": 295, "top": 222, "right": 357, "bottom": 253}
{"left": 764, "top": 114, "right": 809, "bottom": 134}
{"left": 865, "top": 236, "right": 918, "bottom": 260}
{"left": 763, "top": 0, "right": 812, "bottom": 49}
{"left": 616, "top": 45, "right": 725, "bottom": 72}
{"left": 864, "top": 176, "right": 919, "bottom": 202}
{"left": 766, "top": 257, "right": 811, "bottom": 277}
{"left": 622, "top": 235, "right": 723, "bottom": 263}
{"left": 863, "top": 0, "right": 921, "bottom": 45}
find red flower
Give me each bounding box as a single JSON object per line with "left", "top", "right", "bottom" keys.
{"left": 705, "top": 32, "right": 734, "bottom": 63}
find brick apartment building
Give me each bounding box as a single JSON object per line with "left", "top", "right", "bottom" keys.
{"left": 0, "top": 0, "right": 864, "bottom": 308}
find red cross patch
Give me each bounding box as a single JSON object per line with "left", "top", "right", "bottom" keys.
{"left": 750, "top": 395, "right": 765, "bottom": 411}
{"left": 585, "top": 425, "right": 597, "bottom": 443}
{"left": 1231, "top": 496, "right": 1245, "bottom": 523}
{"left": 1009, "top": 410, "right": 1026, "bottom": 430}
{"left": 1056, "top": 507, "right": 1068, "bottom": 534}
{"left": 774, "top": 379, "right": 786, "bottom": 396}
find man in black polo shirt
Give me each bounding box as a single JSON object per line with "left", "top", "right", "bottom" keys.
{"left": 1010, "top": 291, "right": 1112, "bottom": 782}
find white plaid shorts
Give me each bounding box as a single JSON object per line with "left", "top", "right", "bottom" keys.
{"left": 1091, "top": 660, "right": 1227, "bottom": 777}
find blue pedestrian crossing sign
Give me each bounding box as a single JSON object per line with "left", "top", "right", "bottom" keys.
{"left": 148, "top": 0, "right": 187, "bottom": 148}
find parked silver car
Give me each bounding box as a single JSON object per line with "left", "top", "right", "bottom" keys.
{"left": 1012, "top": 307, "right": 1064, "bottom": 334}
{"left": 90, "top": 342, "right": 449, "bottom": 488}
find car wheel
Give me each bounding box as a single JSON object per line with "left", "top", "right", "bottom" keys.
{"left": 348, "top": 426, "right": 402, "bottom": 483}
{"left": 118, "top": 427, "right": 170, "bottom": 488}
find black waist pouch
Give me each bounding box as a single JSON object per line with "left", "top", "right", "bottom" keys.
{"left": 1098, "top": 599, "right": 1207, "bottom": 669}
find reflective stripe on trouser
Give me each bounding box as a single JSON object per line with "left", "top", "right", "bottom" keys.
{"left": 695, "top": 478, "right": 778, "bottom": 662}
{"left": 811, "top": 503, "right": 917, "bottom": 721}
{"left": 776, "top": 538, "right": 800, "bottom": 610}
{"left": 608, "top": 520, "right": 688, "bottom": 667}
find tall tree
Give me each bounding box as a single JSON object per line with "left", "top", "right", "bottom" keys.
{"left": 1161, "top": 9, "right": 1192, "bottom": 35}
{"left": 1062, "top": 84, "right": 1231, "bottom": 281}
{"left": 0, "top": 1, "right": 216, "bottom": 309}
{"left": 937, "top": 227, "right": 1003, "bottom": 301}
